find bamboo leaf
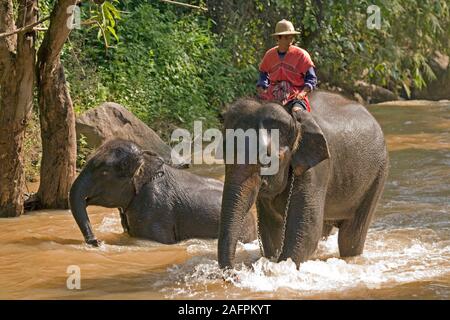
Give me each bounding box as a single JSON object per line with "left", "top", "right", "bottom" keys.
{"left": 107, "top": 26, "right": 119, "bottom": 42}
{"left": 402, "top": 80, "right": 411, "bottom": 98}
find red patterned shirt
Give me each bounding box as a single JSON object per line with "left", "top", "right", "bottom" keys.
{"left": 259, "top": 45, "right": 315, "bottom": 109}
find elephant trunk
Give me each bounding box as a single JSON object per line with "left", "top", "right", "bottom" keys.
{"left": 218, "top": 165, "right": 260, "bottom": 269}
{"left": 69, "top": 169, "right": 98, "bottom": 246}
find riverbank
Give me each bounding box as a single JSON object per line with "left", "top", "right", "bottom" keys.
{"left": 370, "top": 100, "right": 450, "bottom": 107}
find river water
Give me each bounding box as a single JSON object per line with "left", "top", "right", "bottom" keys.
{"left": 1, "top": 100, "right": 449, "bottom": 299}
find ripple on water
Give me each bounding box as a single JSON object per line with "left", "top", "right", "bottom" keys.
{"left": 68, "top": 214, "right": 168, "bottom": 253}
{"left": 97, "top": 214, "right": 124, "bottom": 234}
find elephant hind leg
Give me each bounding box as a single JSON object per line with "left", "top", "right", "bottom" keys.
{"left": 119, "top": 208, "right": 130, "bottom": 233}
{"left": 322, "top": 221, "right": 334, "bottom": 239}
{"left": 338, "top": 172, "right": 386, "bottom": 257}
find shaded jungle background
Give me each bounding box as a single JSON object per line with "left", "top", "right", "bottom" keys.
{"left": 23, "top": 0, "right": 450, "bottom": 183}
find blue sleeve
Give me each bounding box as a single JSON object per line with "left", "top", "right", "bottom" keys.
{"left": 257, "top": 71, "right": 269, "bottom": 89}
{"left": 304, "top": 67, "right": 317, "bottom": 91}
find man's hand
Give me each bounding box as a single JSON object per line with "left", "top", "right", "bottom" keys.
{"left": 296, "top": 89, "right": 309, "bottom": 100}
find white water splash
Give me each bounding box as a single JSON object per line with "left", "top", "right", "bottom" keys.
{"left": 232, "top": 239, "right": 449, "bottom": 293}
{"left": 160, "top": 227, "right": 450, "bottom": 298}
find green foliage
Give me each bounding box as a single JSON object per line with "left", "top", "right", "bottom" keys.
{"left": 65, "top": 2, "right": 256, "bottom": 138}
{"left": 63, "top": 0, "right": 450, "bottom": 141}
{"left": 206, "top": 0, "right": 449, "bottom": 95}
{"left": 36, "top": 1, "right": 121, "bottom": 48}
{"left": 85, "top": 0, "right": 122, "bottom": 48}
{"left": 76, "top": 134, "right": 92, "bottom": 169}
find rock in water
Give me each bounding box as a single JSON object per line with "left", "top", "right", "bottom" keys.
{"left": 354, "top": 81, "right": 398, "bottom": 104}
{"left": 76, "top": 102, "right": 185, "bottom": 166}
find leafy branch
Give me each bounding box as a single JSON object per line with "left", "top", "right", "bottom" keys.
{"left": 85, "top": 0, "right": 121, "bottom": 49}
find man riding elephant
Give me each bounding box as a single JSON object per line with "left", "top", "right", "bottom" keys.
{"left": 257, "top": 19, "right": 318, "bottom": 115}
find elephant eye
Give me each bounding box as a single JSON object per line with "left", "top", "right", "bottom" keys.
{"left": 101, "top": 170, "right": 109, "bottom": 176}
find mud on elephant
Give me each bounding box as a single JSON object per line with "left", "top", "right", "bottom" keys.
{"left": 218, "top": 91, "right": 389, "bottom": 269}
{"left": 69, "top": 139, "right": 256, "bottom": 245}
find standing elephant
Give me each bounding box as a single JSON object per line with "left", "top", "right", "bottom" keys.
{"left": 218, "top": 91, "right": 389, "bottom": 268}
{"left": 69, "top": 139, "right": 256, "bottom": 246}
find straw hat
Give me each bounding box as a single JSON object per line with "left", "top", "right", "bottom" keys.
{"left": 271, "top": 19, "right": 301, "bottom": 36}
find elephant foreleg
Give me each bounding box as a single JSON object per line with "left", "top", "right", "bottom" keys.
{"left": 278, "top": 170, "right": 327, "bottom": 267}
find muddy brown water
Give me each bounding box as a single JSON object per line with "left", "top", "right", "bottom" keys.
{"left": 1, "top": 101, "right": 449, "bottom": 299}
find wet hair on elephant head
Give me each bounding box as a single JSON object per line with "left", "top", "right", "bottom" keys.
{"left": 69, "top": 138, "right": 257, "bottom": 246}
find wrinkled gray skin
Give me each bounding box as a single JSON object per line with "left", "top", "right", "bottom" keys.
{"left": 218, "top": 91, "right": 389, "bottom": 269}
{"left": 69, "top": 139, "right": 256, "bottom": 245}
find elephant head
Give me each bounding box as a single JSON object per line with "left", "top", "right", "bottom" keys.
{"left": 69, "top": 139, "right": 165, "bottom": 246}
{"left": 218, "top": 99, "right": 330, "bottom": 268}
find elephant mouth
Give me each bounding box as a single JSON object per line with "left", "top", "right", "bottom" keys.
{"left": 259, "top": 168, "right": 290, "bottom": 196}
{"left": 86, "top": 196, "right": 99, "bottom": 206}
{"left": 85, "top": 196, "right": 101, "bottom": 206}
{"left": 85, "top": 195, "right": 119, "bottom": 209}
{"left": 259, "top": 178, "right": 271, "bottom": 193}
{"left": 259, "top": 180, "right": 280, "bottom": 197}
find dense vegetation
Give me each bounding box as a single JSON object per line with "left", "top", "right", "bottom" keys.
{"left": 61, "top": 0, "right": 449, "bottom": 139}
{"left": 64, "top": 1, "right": 256, "bottom": 137}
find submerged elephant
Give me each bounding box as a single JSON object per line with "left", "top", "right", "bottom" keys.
{"left": 69, "top": 139, "right": 257, "bottom": 245}
{"left": 218, "top": 91, "right": 389, "bottom": 268}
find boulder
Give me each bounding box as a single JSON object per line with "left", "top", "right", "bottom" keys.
{"left": 354, "top": 81, "right": 398, "bottom": 104}
{"left": 317, "top": 70, "right": 399, "bottom": 104}
{"left": 76, "top": 102, "right": 184, "bottom": 165}
{"left": 413, "top": 51, "right": 450, "bottom": 100}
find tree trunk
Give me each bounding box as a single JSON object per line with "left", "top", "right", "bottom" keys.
{"left": 36, "top": 59, "right": 77, "bottom": 208}
{"left": 0, "top": 0, "right": 37, "bottom": 217}
{"left": 36, "top": 0, "right": 78, "bottom": 209}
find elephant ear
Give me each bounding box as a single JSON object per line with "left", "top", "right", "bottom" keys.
{"left": 291, "top": 112, "right": 330, "bottom": 175}
{"left": 132, "top": 154, "right": 165, "bottom": 194}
